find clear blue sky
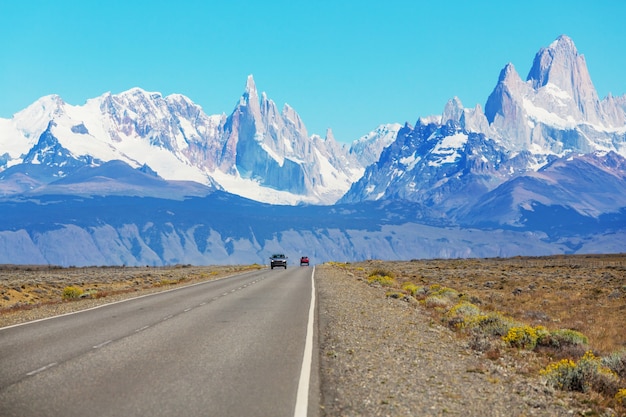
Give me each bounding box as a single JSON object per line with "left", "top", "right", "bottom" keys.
{"left": 1, "top": 1, "right": 625, "bottom": 143}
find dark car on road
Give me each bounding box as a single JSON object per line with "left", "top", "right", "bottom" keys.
{"left": 300, "top": 256, "right": 309, "bottom": 266}
{"left": 270, "top": 254, "right": 288, "bottom": 269}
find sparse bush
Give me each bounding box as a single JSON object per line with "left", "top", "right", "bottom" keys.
{"left": 62, "top": 286, "right": 83, "bottom": 300}
{"left": 467, "top": 327, "right": 502, "bottom": 353}
{"left": 423, "top": 286, "right": 459, "bottom": 310}
{"left": 401, "top": 282, "right": 419, "bottom": 296}
{"left": 431, "top": 286, "right": 459, "bottom": 299}
{"left": 156, "top": 278, "right": 178, "bottom": 286}
{"left": 367, "top": 274, "right": 396, "bottom": 287}
{"left": 368, "top": 268, "right": 395, "bottom": 279}
{"left": 542, "top": 329, "right": 589, "bottom": 349}
{"left": 447, "top": 301, "right": 481, "bottom": 319}
{"left": 502, "top": 325, "right": 540, "bottom": 350}
{"left": 445, "top": 301, "right": 481, "bottom": 329}
{"left": 616, "top": 389, "right": 626, "bottom": 407}
{"left": 464, "top": 311, "right": 518, "bottom": 337}
{"left": 541, "top": 351, "right": 620, "bottom": 395}
{"left": 602, "top": 349, "right": 626, "bottom": 379}
{"left": 540, "top": 358, "right": 581, "bottom": 391}
{"left": 385, "top": 291, "right": 405, "bottom": 299}
{"left": 424, "top": 295, "right": 453, "bottom": 309}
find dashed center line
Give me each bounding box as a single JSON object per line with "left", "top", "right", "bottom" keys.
{"left": 93, "top": 340, "right": 112, "bottom": 349}
{"left": 26, "top": 362, "right": 58, "bottom": 376}
{"left": 17, "top": 276, "right": 268, "bottom": 381}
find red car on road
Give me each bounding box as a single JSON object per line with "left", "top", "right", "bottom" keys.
{"left": 300, "top": 256, "right": 309, "bottom": 266}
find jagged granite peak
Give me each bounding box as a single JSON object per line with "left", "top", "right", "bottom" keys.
{"left": 340, "top": 120, "right": 520, "bottom": 213}
{"left": 526, "top": 34, "right": 601, "bottom": 123}
{"left": 482, "top": 36, "right": 626, "bottom": 156}
{"left": 20, "top": 122, "right": 103, "bottom": 184}
{"left": 484, "top": 63, "right": 525, "bottom": 125}
{"left": 210, "top": 75, "right": 364, "bottom": 202}
{"left": 349, "top": 123, "right": 402, "bottom": 167}
{"left": 442, "top": 97, "right": 464, "bottom": 124}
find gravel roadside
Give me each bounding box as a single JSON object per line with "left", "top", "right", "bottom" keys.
{"left": 315, "top": 265, "right": 585, "bottom": 417}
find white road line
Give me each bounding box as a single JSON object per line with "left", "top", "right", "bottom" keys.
{"left": 93, "top": 340, "right": 112, "bottom": 349}
{"left": 184, "top": 307, "right": 192, "bottom": 312}
{"left": 135, "top": 325, "right": 150, "bottom": 332}
{"left": 0, "top": 271, "right": 256, "bottom": 331}
{"left": 163, "top": 314, "right": 174, "bottom": 321}
{"left": 294, "top": 267, "right": 316, "bottom": 417}
{"left": 26, "top": 362, "right": 58, "bottom": 376}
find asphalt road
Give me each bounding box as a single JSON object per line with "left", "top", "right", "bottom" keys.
{"left": 0, "top": 266, "right": 318, "bottom": 417}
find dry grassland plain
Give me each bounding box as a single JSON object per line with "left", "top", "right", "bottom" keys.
{"left": 0, "top": 264, "right": 262, "bottom": 327}
{"left": 356, "top": 254, "right": 626, "bottom": 355}
{"left": 327, "top": 254, "right": 626, "bottom": 414}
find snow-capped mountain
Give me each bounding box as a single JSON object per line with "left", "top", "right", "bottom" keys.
{"left": 341, "top": 35, "right": 626, "bottom": 225}
{"left": 484, "top": 35, "right": 626, "bottom": 155}
{"left": 0, "top": 35, "right": 624, "bottom": 267}
{"left": 349, "top": 123, "right": 402, "bottom": 167}
{"left": 340, "top": 120, "right": 535, "bottom": 213}
{"left": 0, "top": 76, "right": 375, "bottom": 204}
{"left": 216, "top": 76, "right": 363, "bottom": 203}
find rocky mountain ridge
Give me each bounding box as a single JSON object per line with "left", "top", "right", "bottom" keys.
{"left": 0, "top": 35, "right": 624, "bottom": 266}
{"left": 341, "top": 35, "right": 626, "bottom": 225}
{"left": 0, "top": 76, "right": 397, "bottom": 204}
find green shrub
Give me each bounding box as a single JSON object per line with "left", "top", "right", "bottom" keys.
{"left": 541, "top": 329, "right": 589, "bottom": 348}
{"left": 602, "top": 349, "right": 626, "bottom": 379}
{"left": 445, "top": 301, "right": 481, "bottom": 329}
{"left": 540, "top": 358, "right": 581, "bottom": 391}
{"left": 431, "top": 286, "right": 459, "bottom": 299}
{"left": 447, "top": 301, "right": 481, "bottom": 319}
{"left": 541, "top": 351, "right": 620, "bottom": 395}
{"left": 62, "top": 286, "right": 83, "bottom": 300}
{"left": 464, "top": 312, "right": 518, "bottom": 337}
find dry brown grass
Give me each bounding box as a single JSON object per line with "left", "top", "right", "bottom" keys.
{"left": 349, "top": 254, "right": 626, "bottom": 355}
{"left": 0, "top": 263, "right": 262, "bottom": 313}
{"left": 331, "top": 254, "right": 626, "bottom": 413}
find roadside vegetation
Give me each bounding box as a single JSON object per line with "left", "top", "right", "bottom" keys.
{"left": 327, "top": 254, "right": 626, "bottom": 414}
{"left": 0, "top": 263, "right": 263, "bottom": 318}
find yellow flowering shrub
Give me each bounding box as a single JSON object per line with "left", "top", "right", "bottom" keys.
{"left": 541, "top": 351, "right": 620, "bottom": 394}
{"left": 367, "top": 274, "right": 396, "bottom": 287}
{"left": 62, "top": 286, "right": 83, "bottom": 300}
{"left": 401, "top": 282, "right": 419, "bottom": 296}
{"left": 503, "top": 325, "right": 540, "bottom": 350}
